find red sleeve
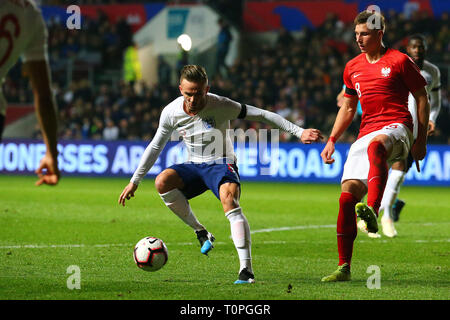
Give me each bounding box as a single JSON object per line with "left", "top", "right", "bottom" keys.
{"left": 400, "top": 55, "right": 427, "bottom": 94}
{"left": 343, "top": 63, "right": 357, "bottom": 98}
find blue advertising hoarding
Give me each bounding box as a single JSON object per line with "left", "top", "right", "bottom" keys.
{"left": 0, "top": 139, "right": 449, "bottom": 186}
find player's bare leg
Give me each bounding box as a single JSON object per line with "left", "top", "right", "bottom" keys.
{"left": 156, "top": 169, "right": 209, "bottom": 248}
{"left": 322, "top": 179, "right": 365, "bottom": 282}
{"left": 220, "top": 182, "right": 254, "bottom": 284}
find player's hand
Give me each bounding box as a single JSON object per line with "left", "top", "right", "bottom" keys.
{"left": 411, "top": 142, "right": 427, "bottom": 162}
{"left": 300, "top": 129, "right": 323, "bottom": 144}
{"left": 427, "top": 121, "right": 435, "bottom": 136}
{"left": 119, "top": 182, "right": 138, "bottom": 206}
{"left": 321, "top": 140, "right": 335, "bottom": 164}
{"left": 35, "top": 153, "right": 60, "bottom": 186}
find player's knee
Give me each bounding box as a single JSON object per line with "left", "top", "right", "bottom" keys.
{"left": 220, "top": 193, "right": 239, "bottom": 212}
{"left": 341, "top": 180, "right": 366, "bottom": 200}
{"left": 155, "top": 170, "right": 182, "bottom": 194}
{"left": 219, "top": 183, "right": 240, "bottom": 212}
{"left": 154, "top": 173, "right": 167, "bottom": 193}
{"left": 391, "top": 160, "right": 406, "bottom": 172}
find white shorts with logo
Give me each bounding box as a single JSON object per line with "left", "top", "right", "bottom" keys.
{"left": 341, "top": 123, "right": 413, "bottom": 185}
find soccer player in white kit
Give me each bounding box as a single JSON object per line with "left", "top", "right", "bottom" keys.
{"left": 377, "top": 34, "right": 441, "bottom": 237}
{"left": 0, "top": 0, "right": 59, "bottom": 185}
{"left": 119, "top": 65, "right": 323, "bottom": 284}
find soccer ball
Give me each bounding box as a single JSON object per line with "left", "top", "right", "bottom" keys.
{"left": 133, "top": 237, "right": 168, "bottom": 272}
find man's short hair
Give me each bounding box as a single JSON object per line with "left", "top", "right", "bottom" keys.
{"left": 354, "top": 10, "right": 386, "bottom": 32}
{"left": 180, "top": 65, "right": 208, "bottom": 85}
{"left": 408, "top": 33, "right": 427, "bottom": 49}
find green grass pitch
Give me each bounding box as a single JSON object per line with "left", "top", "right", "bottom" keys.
{"left": 0, "top": 175, "right": 448, "bottom": 300}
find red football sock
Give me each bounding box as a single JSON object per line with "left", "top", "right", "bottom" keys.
{"left": 337, "top": 192, "right": 359, "bottom": 267}
{"left": 367, "top": 141, "right": 388, "bottom": 215}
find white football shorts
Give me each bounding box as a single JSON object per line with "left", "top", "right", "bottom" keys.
{"left": 341, "top": 123, "right": 413, "bottom": 185}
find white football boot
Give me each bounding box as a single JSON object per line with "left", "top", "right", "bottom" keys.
{"left": 381, "top": 217, "right": 398, "bottom": 238}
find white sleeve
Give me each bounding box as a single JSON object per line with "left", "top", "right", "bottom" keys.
{"left": 243, "top": 105, "right": 304, "bottom": 139}
{"left": 429, "top": 68, "right": 441, "bottom": 124}
{"left": 130, "top": 110, "right": 174, "bottom": 185}
{"left": 21, "top": 9, "right": 48, "bottom": 63}
{"left": 215, "top": 95, "right": 242, "bottom": 120}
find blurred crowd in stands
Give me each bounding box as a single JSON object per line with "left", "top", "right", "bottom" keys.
{"left": 3, "top": 4, "right": 449, "bottom": 144}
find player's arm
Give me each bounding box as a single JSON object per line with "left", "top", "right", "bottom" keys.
{"left": 428, "top": 69, "right": 441, "bottom": 136}
{"left": 22, "top": 60, "right": 60, "bottom": 186}
{"left": 321, "top": 94, "right": 358, "bottom": 164}
{"left": 411, "top": 87, "right": 430, "bottom": 161}
{"left": 118, "top": 114, "right": 173, "bottom": 206}
{"left": 242, "top": 104, "right": 323, "bottom": 143}
{"left": 336, "top": 86, "right": 345, "bottom": 108}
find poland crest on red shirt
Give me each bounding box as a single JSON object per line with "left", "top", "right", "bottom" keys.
{"left": 381, "top": 67, "right": 391, "bottom": 77}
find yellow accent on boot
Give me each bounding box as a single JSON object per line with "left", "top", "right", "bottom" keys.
{"left": 321, "top": 263, "right": 351, "bottom": 282}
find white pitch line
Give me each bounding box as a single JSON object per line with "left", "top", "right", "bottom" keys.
{"left": 0, "top": 243, "right": 130, "bottom": 249}
{"left": 251, "top": 224, "right": 335, "bottom": 234}
{"left": 414, "top": 239, "right": 450, "bottom": 243}
{"left": 0, "top": 223, "right": 448, "bottom": 249}
{"left": 0, "top": 225, "right": 333, "bottom": 249}
{"left": 1, "top": 238, "right": 449, "bottom": 250}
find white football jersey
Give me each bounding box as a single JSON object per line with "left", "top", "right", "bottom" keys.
{"left": 158, "top": 93, "right": 242, "bottom": 163}
{"left": 407, "top": 60, "right": 441, "bottom": 139}
{"left": 0, "top": 0, "right": 48, "bottom": 114}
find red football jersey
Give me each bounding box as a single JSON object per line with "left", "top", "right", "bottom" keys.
{"left": 343, "top": 48, "right": 427, "bottom": 138}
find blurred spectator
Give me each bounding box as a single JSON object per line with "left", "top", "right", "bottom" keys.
{"left": 81, "top": 117, "right": 91, "bottom": 140}
{"left": 127, "top": 115, "right": 140, "bottom": 140}
{"left": 90, "top": 118, "right": 104, "bottom": 140}
{"left": 158, "top": 55, "right": 172, "bottom": 86}
{"left": 103, "top": 119, "right": 119, "bottom": 140}
{"left": 140, "top": 112, "right": 155, "bottom": 141}
{"left": 61, "top": 33, "right": 79, "bottom": 59}
{"left": 118, "top": 118, "right": 129, "bottom": 140}
{"left": 176, "top": 49, "right": 189, "bottom": 79}
{"left": 123, "top": 44, "right": 142, "bottom": 84}
{"left": 116, "top": 17, "right": 133, "bottom": 52}
{"left": 276, "top": 26, "right": 294, "bottom": 49}
{"left": 215, "top": 18, "right": 233, "bottom": 76}
{"left": 95, "top": 84, "right": 111, "bottom": 107}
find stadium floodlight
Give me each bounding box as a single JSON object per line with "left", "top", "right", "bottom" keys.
{"left": 177, "top": 34, "right": 192, "bottom": 51}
